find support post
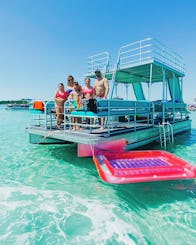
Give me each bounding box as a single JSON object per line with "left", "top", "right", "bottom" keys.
{"left": 162, "top": 68, "right": 166, "bottom": 101}
{"left": 172, "top": 73, "right": 175, "bottom": 102}
{"left": 126, "top": 84, "right": 129, "bottom": 100}
{"left": 148, "top": 63, "right": 153, "bottom": 100}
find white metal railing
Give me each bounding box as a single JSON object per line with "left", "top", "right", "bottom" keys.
{"left": 30, "top": 100, "right": 154, "bottom": 134}
{"left": 86, "top": 52, "right": 110, "bottom": 75}
{"left": 117, "top": 38, "right": 185, "bottom": 74}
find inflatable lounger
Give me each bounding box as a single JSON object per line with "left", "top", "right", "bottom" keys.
{"left": 93, "top": 150, "right": 196, "bottom": 184}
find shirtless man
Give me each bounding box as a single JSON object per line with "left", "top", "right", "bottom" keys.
{"left": 94, "top": 70, "right": 109, "bottom": 129}
{"left": 94, "top": 70, "right": 109, "bottom": 99}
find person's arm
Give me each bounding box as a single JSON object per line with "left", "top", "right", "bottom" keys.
{"left": 54, "top": 91, "right": 58, "bottom": 100}
{"left": 93, "top": 82, "right": 98, "bottom": 97}
{"left": 54, "top": 92, "right": 60, "bottom": 104}
{"left": 103, "top": 78, "right": 109, "bottom": 98}
{"left": 69, "top": 92, "right": 74, "bottom": 100}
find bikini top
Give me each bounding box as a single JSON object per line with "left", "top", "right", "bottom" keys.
{"left": 83, "top": 87, "right": 94, "bottom": 95}
{"left": 55, "top": 90, "right": 68, "bottom": 99}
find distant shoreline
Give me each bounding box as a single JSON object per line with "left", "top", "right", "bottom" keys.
{"left": 0, "top": 100, "right": 29, "bottom": 104}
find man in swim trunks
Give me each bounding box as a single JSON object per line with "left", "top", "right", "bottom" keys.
{"left": 94, "top": 70, "right": 109, "bottom": 99}
{"left": 94, "top": 70, "right": 109, "bottom": 129}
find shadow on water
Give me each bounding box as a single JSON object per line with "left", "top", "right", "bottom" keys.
{"left": 114, "top": 179, "right": 196, "bottom": 211}
{"left": 46, "top": 144, "right": 97, "bottom": 173}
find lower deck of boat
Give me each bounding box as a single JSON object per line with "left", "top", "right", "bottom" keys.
{"left": 27, "top": 119, "right": 191, "bottom": 150}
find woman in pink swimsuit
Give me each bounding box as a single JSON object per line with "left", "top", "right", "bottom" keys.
{"left": 82, "top": 78, "right": 95, "bottom": 125}
{"left": 54, "top": 83, "right": 68, "bottom": 129}
{"left": 82, "top": 77, "right": 94, "bottom": 99}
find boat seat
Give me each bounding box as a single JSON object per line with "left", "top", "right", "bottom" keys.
{"left": 45, "top": 101, "right": 56, "bottom": 115}
{"left": 70, "top": 99, "right": 153, "bottom": 117}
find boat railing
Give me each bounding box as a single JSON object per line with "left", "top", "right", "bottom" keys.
{"left": 29, "top": 99, "right": 154, "bottom": 134}
{"left": 29, "top": 101, "right": 56, "bottom": 129}
{"left": 117, "top": 38, "right": 185, "bottom": 75}
{"left": 29, "top": 99, "right": 190, "bottom": 134}
{"left": 154, "top": 101, "right": 189, "bottom": 124}
{"left": 63, "top": 99, "right": 154, "bottom": 135}
{"left": 86, "top": 52, "right": 111, "bottom": 76}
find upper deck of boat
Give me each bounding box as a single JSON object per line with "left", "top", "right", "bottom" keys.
{"left": 86, "top": 38, "right": 185, "bottom": 84}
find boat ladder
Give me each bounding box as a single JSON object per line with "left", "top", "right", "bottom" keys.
{"left": 158, "top": 122, "right": 174, "bottom": 149}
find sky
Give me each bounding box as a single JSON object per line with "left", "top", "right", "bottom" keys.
{"left": 0, "top": 0, "right": 196, "bottom": 103}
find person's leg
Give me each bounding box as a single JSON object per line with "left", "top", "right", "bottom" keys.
{"left": 58, "top": 107, "right": 64, "bottom": 126}
{"left": 56, "top": 106, "right": 61, "bottom": 126}
{"left": 100, "top": 117, "right": 105, "bottom": 130}
{"left": 76, "top": 117, "right": 82, "bottom": 130}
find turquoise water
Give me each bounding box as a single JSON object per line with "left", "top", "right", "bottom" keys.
{"left": 0, "top": 105, "right": 196, "bottom": 245}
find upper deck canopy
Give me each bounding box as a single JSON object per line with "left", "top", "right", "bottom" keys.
{"left": 86, "top": 38, "right": 185, "bottom": 83}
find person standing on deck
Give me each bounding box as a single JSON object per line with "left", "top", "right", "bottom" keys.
{"left": 82, "top": 77, "right": 94, "bottom": 100}
{"left": 54, "top": 83, "right": 68, "bottom": 129}
{"left": 69, "top": 82, "right": 83, "bottom": 130}
{"left": 66, "top": 75, "right": 75, "bottom": 95}
{"left": 94, "top": 70, "right": 109, "bottom": 130}
{"left": 66, "top": 75, "right": 82, "bottom": 96}
{"left": 94, "top": 70, "right": 109, "bottom": 99}
{"left": 82, "top": 77, "right": 95, "bottom": 125}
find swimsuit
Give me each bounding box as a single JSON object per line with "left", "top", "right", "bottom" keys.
{"left": 55, "top": 90, "right": 68, "bottom": 100}
{"left": 67, "top": 89, "right": 73, "bottom": 95}
{"left": 83, "top": 87, "right": 94, "bottom": 96}
{"left": 96, "top": 94, "right": 104, "bottom": 99}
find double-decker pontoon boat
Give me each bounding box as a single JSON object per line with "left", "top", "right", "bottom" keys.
{"left": 26, "top": 38, "right": 191, "bottom": 155}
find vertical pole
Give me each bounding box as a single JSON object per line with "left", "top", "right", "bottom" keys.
{"left": 148, "top": 63, "right": 153, "bottom": 100}
{"left": 181, "top": 77, "right": 183, "bottom": 100}
{"left": 110, "top": 57, "right": 120, "bottom": 99}
{"left": 172, "top": 73, "right": 176, "bottom": 122}
{"left": 166, "top": 79, "right": 168, "bottom": 100}
{"left": 162, "top": 67, "right": 166, "bottom": 101}
{"left": 126, "top": 84, "right": 129, "bottom": 100}
{"left": 115, "top": 84, "right": 118, "bottom": 97}
{"left": 172, "top": 73, "right": 175, "bottom": 102}
{"left": 162, "top": 68, "right": 166, "bottom": 123}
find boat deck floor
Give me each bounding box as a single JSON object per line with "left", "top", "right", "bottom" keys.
{"left": 29, "top": 123, "right": 154, "bottom": 144}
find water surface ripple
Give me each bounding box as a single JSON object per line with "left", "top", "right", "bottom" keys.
{"left": 0, "top": 106, "right": 196, "bottom": 244}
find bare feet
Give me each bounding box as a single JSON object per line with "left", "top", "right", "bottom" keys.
{"left": 56, "top": 125, "right": 61, "bottom": 130}
{"left": 99, "top": 126, "right": 105, "bottom": 130}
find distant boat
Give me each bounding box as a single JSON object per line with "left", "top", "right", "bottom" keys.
{"left": 188, "top": 104, "right": 196, "bottom": 111}
{"left": 5, "top": 103, "right": 29, "bottom": 110}
{"left": 5, "top": 99, "right": 32, "bottom": 110}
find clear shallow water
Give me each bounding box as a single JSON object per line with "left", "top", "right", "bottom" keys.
{"left": 0, "top": 105, "right": 196, "bottom": 245}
